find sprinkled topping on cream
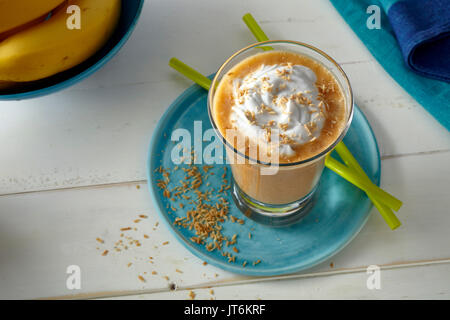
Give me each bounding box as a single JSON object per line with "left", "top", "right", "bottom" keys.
{"left": 230, "top": 63, "right": 326, "bottom": 156}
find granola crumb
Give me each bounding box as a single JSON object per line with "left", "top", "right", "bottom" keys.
{"left": 101, "top": 250, "right": 109, "bottom": 256}
{"left": 157, "top": 159, "right": 242, "bottom": 265}
{"left": 138, "top": 275, "right": 146, "bottom": 283}
{"left": 188, "top": 290, "right": 196, "bottom": 300}
{"left": 96, "top": 237, "right": 104, "bottom": 244}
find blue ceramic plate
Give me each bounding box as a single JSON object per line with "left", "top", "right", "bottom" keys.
{"left": 0, "top": 0, "right": 144, "bottom": 100}
{"left": 147, "top": 82, "right": 380, "bottom": 276}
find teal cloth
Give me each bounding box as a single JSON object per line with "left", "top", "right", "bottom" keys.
{"left": 330, "top": 0, "right": 450, "bottom": 131}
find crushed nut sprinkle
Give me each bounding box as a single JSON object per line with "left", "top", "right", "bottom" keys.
{"left": 266, "top": 120, "right": 276, "bottom": 127}
{"left": 253, "top": 259, "right": 261, "bottom": 266}
{"left": 278, "top": 122, "right": 289, "bottom": 131}
{"left": 157, "top": 154, "right": 251, "bottom": 265}
{"left": 276, "top": 67, "right": 292, "bottom": 80}
{"left": 264, "top": 127, "right": 272, "bottom": 143}
{"left": 155, "top": 151, "right": 264, "bottom": 267}
{"left": 280, "top": 133, "right": 296, "bottom": 145}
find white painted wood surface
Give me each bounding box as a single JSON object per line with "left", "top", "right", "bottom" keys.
{"left": 0, "top": 0, "right": 449, "bottom": 299}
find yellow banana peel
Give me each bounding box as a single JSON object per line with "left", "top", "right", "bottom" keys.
{"left": 0, "top": 0, "right": 121, "bottom": 82}
{"left": 0, "top": 0, "right": 66, "bottom": 34}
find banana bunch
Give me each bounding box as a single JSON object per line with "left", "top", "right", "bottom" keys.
{"left": 0, "top": 0, "right": 121, "bottom": 90}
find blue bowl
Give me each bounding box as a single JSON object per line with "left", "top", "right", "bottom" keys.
{"left": 0, "top": 0, "right": 144, "bottom": 101}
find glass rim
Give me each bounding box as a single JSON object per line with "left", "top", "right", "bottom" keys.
{"left": 207, "top": 40, "right": 354, "bottom": 167}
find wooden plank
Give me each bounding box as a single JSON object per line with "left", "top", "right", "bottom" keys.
{"left": 108, "top": 262, "right": 450, "bottom": 300}
{"left": 0, "top": 151, "right": 448, "bottom": 299}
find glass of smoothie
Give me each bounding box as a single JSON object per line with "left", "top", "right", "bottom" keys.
{"left": 207, "top": 40, "right": 353, "bottom": 226}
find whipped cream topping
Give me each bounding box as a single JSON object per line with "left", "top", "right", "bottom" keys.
{"left": 230, "top": 63, "right": 326, "bottom": 157}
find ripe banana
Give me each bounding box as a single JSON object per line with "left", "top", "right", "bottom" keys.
{"left": 0, "top": 13, "right": 49, "bottom": 42}
{"left": 0, "top": 80, "right": 16, "bottom": 90}
{"left": 0, "top": 0, "right": 121, "bottom": 82}
{"left": 0, "top": 0, "right": 66, "bottom": 34}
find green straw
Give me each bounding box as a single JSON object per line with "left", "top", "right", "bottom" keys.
{"left": 335, "top": 143, "right": 401, "bottom": 229}
{"left": 242, "top": 13, "right": 270, "bottom": 41}
{"left": 169, "top": 57, "right": 211, "bottom": 90}
{"left": 325, "top": 156, "right": 402, "bottom": 211}
{"left": 242, "top": 13, "right": 272, "bottom": 51}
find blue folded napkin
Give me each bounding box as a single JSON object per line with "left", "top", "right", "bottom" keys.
{"left": 330, "top": 0, "right": 450, "bottom": 131}
{"left": 381, "top": 0, "right": 450, "bottom": 82}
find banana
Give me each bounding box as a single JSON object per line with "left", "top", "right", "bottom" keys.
{"left": 0, "top": 12, "right": 49, "bottom": 42}
{"left": 0, "top": 0, "right": 121, "bottom": 82}
{"left": 0, "top": 0, "right": 66, "bottom": 34}
{"left": 0, "top": 80, "right": 16, "bottom": 90}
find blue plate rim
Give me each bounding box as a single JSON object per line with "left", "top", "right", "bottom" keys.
{"left": 146, "top": 81, "right": 381, "bottom": 276}
{"left": 0, "top": 0, "right": 144, "bottom": 101}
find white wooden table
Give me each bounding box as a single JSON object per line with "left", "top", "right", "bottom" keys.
{"left": 0, "top": 0, "right": 449, "bottom": 300}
